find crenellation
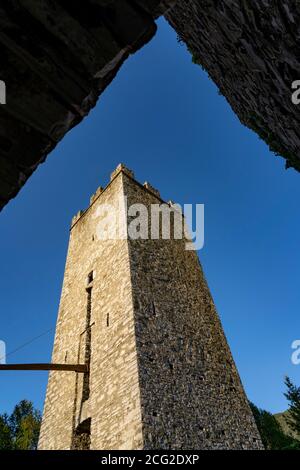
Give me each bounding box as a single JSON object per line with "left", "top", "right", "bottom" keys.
{"left": 90, "top": 187, "right": 104, "bottom": 206}
{"left": 71, "top": 210, "right": 84, "bottom": 228}
{"left": 110, "top": 163, "right": 135, "bottom": 182}
{"left": 143, "top": 182, "right": 160, "bottom": 199}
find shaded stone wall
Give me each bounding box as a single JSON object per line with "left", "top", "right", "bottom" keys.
{"left": 124, "top": 173, "right": 262, "bottom": 449}
{"left": 167, "top": 0, "right": 300, "bottom": 171}
{"left": 39, "top": 164, "right": 263, "bottom": 450}
{"left": 2, "top": 1, "right": 300, "bottom": 212}
{"left": 0, "top": 0, "right": 175, "bottom": 211}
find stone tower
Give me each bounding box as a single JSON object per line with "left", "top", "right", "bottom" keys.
{"left": 38, "top": 164, "right": 263, "bottom": 450}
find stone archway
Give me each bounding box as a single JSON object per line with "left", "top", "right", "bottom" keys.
{"left": 0, "top": 0, "right": 299, "bottom": 211}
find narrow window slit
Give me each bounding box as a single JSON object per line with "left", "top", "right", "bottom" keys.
{"left": 82, "top": 286, "right": 92, "bottom": 402}
{"left": 87, "top": 271, "right": 93, "bottom": 284}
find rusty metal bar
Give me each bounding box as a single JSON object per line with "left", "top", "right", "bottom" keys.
{"left": 0, "top": 363, "right": 88, "bottom": 373}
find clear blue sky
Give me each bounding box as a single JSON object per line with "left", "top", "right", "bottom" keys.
{"left": 0, "top": 18, "right": 299, "bottom": 415}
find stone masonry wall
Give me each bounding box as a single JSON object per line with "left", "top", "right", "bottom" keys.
{"left": 123, "top": 173, "right": 263, "bottom": 449}
{"left": 167, "top": 0, "right": 300, "bottom": 171}
{"left": 3, "top": 1, "right": 300, "bottom": 211}
{"left": 39, "top": 169, "right": 143, "bottom": 450}
{"left": 0, "top": 0, "right": 176, "bottom": 211}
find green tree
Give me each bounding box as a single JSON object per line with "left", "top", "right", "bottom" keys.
{"left": 0, "top": 400, "right": 41, "bottom": 450}
{"left": 250, "top": 402, "right": 299, "bottom": 450}
{"left": 0, "top": 414, "right": 13, "bottom": 450}
{"left": 284, "top": 377, "right": 300, "bottom": 437}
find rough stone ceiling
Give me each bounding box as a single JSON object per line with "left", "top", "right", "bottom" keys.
{"left": 167, "top": 0, "right": 300, "bottom": 171}
{"left": 1, "top": 0, "right": 300, "bottom": 211}
{"left": 0, "top": 0, "right": 176, "bottom": 211}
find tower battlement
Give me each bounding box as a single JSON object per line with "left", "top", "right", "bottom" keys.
{"left": 71, "top": 164, "right": 162, "bottom": 229}
{"left": 110, "top": 163, "right": 134, "bottom": 182}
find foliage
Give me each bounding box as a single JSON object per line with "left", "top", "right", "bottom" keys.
{"left": 0, "top": 414, "right": 13, "bottom": 450}
{"left": 0, "top": 400, "right": 41, "bottom": 450}
{"left": 250, "top": 402, "right": 299, "bottom": 450}
{"left": 284, "top": 377, "right": 300, "bottom": 437}
{"left": 247, "top": 113, "right": 300, "bottom": 171}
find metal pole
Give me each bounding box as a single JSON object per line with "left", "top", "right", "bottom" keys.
{"left": 0, "top": 363, "right": 88, "bottom": 373}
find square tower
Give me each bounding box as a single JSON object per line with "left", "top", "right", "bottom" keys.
{"left": 38, "top": 165, "right": 263, "bottom": 450}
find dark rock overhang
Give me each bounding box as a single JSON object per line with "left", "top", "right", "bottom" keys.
{"left": 167, "top": 0, "right": 300, "bottom": 172}
{"left": 1, "top": 0, "right": 300, "bottom": 212}
{"left": 0, "top": 0, "right": 176, "bottom": 211}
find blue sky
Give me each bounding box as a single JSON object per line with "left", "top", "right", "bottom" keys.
{"left": 0, "top": 18, "right": 299, "bottom": 415}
